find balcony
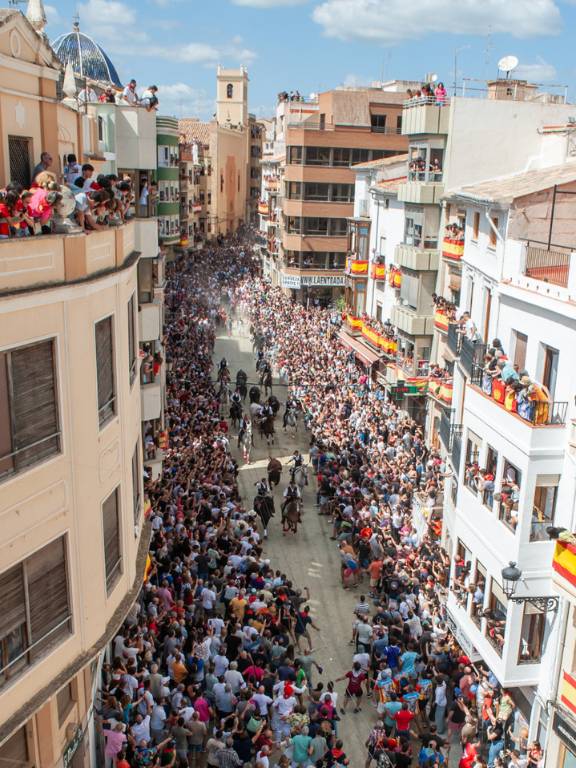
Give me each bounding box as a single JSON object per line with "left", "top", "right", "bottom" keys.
{"left": 390, "top": 304, "right": 434, "bottom": 336}
{"left": 428, "top": 377, "right": 453, "bottom": 405}
{"left": 87, "top": 103, "right": 157, "bottom": 170}
{"left": 141, "top": 379, "right": 162, "bottom": 421}
{"left": 439, "top": 409, "right": 453, "bottom": 450}
{"left": 395, "top": 243, "right": 439, "bottom": 271}
{"left": 524, "top": 244, "right": 570, "bottom": 287}
{"left": 345, "top": 258, "right": 369, "bottom": 276}
{"left": 442, "top": 237, "right": 465, "bottom": 261}
{"left": 344, "top": 315, "right": 398, "bottom": 354}
{"left": 451, "top": 425, "right": 463, "bottom": 473}
{"left": 460, "top": 337, "right": 486, "bottom": 377}
{"left": 370, "top": 263, "right": 387, "bottom": 280}
{"left": 258, "top": 201, "right": 269, "bottom": 216}
{"left": 139, "top": 302, "right": 162, "bottom": 342}
{"left": 470, "top": 364, "right": 567, "bottom": 426}
{"left": 0, "top": 221, "right": 136, "bottom": 294}
{"left": 401, "top": 98, "right": 450, "bottom": 135}
{"left": 397, "top": 179, "right": 444, "bottom": 205}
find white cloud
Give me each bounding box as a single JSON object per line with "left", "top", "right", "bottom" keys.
{"left": 45, "top": 4, "right": 60, "bottom": 23}
{"left": 78, "top": 0, "right": 148, "bottom": 43}
{"left": 156, "top": 83, "right": 215, "bottom": 119}
{"left": 176, "top": 43, "right": 221, "bottom": 64}
{"left": 515, "top": 57, "right": 558, "bottom": 81}
{"left": 232, "top": 0, "right": 308, "bottom": 7}
{"left": 312, "top": 0, "right": 562, "bottom": 43}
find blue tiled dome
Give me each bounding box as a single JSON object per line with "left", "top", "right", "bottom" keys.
{"left": 52, "top": 22, "right": 122, "bottom": 88}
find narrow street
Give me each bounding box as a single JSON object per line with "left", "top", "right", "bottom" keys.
{"left": 213, "top": 318, "right": 375, "bottom": 766}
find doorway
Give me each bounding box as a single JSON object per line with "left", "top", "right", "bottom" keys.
{"left": 8, "top": 135, "right": 31, "bottom": 187}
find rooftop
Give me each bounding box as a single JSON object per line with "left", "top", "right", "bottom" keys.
{"left": 179, "top": 118, "right": 212, "bottom": 146}
{"left": 52, "top": 21, "right": 122, "bottom": 88}
{"left": 372, "top": 176, "right": 407, "bottom": 194}
{"left": 450, "top": 161, "right": 576, "bottom": 204}
{"left": 352, "top": 153, "right": 409, "bottom": 170}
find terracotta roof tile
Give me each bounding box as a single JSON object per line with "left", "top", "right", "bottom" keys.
{"left": 179, "top": 119, "right": 211, "bottom": 146}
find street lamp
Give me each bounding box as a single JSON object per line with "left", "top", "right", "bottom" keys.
{"left": 501, "top": 562, "right": 559, "bottom": 613}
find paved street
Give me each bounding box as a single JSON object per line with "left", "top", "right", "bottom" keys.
{"left": 213, "top": 318, "right": 376, "bottom": 766}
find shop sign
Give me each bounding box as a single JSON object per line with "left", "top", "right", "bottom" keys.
{"left": 301, "top": 274, "right": 346, "bottom": 287}
{"left": 553, "top": 710, "right": 576, "bottom": 754}
{"left": 63, "top": 726, "right": 83, "bottom": 768}
{"left": 281, "top": 274, "right": 301, "bottom": 289}
{"left": 445, "top": 607, "right": 481, "bottom": 662}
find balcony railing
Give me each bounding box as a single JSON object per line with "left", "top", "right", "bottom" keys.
{"left": 439, "top": 409, "right": 453, "bottom": 450}
{"left": 452, "top": 426, "right": 463, "bottom": 473}
{"left": 447, "top": 323, "right": 463, "bottom": 356}
{"left": 404, "top": 95, "right": 450, "bottom": 108}
{"left": 407, "top": 170, "right": 444, "bottom": 183}
{"left": 524, "top": 244, "right": 570, "bottom": 287}
{"left": 471, "top": 364, "right": 568, "bottom": 426}
{"left": 460, "top": 337, "right": 486, "bottom": 377}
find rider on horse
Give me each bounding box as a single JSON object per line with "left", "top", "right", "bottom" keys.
{"left": 282, "top": 480, "right": 302, "bottom": 522}
{"left": 287, "top": 449, "right": 304, "bottom": 481}
{"left": 283, "top": 396, "right": 298, "bottom": 429}
{"left": 255, "top": 477, "right": 270, "bottom": 497}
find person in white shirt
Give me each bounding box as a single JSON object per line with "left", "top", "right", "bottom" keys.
{"left": 251, "top": 687, "right": 273, "bottom": 716}
{"left": 78, "top": 85, "right": 98, "bottom": 103}
{"left": 224, "top": 662, "right": 245, "bottom": 693}
{"left": 214, "top": 653, "right": 230, "bottom": 678}
{"left": 122, "top": 79, "right": 139, "bottom": 105}
{"left": 131, "top": 713, "right": 151, "bottom": 744}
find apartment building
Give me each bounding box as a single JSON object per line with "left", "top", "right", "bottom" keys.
{"left": 278, "top": 86, "right": 407, "bottom": 305}
{"left": 440, "top": 159, "right": 576, "bottom": 743}
{"left": 247, "top": 116, "right": 263, "bottom": 225}
{"left": 156, "top": 116, "right": 181, "bottom": 247}
{"left": 179, "top": 119, "right": 213, "bottom": 242}
{"left": 0, "top": 9, "right": 151, "bottom": 767}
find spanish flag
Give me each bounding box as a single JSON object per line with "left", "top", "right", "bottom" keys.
{"left": 442, "top": 238, "right": 465, "bottom": 261}
{"left": 144, "top": 554, "right": 154, "bottom": 583}
{"left": 553, "top": 540, "right": 576, "bottom": 588}
{"left": 561, "top": 671, "right": 576, "bottom": 715}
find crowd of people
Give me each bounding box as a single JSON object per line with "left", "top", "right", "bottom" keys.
{"left": 97, "top": 238, "right": 542, "bottom": 768}
{"left": 405, "top": 83, "right": 447, "bottom": 106}
{"left": 0, "top": 150, "right": 157, "bottom": 238}
{"left": 78, "top": 79, "right": 160, "bottom": 111}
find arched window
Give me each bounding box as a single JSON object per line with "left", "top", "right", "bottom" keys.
{"left": 226, "top": 83, "right": 233, "bottom": 99}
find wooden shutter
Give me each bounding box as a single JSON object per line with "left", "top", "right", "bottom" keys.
{"left": 11, "top": 340, "right": 59, "bottom": 471}
{"left": 95, "top": 317, "right": 115, "bottom": 426}
{"left": 27, "top": 537, "right": 70, "bottom": 660}
{"left": 0, "top": 352, "right": 13, "bottom": 478}
{"left": 127, "top": 296, "right": 136, "bottom": 384}
{"left": 103, "top": 489, "right": 122, "bottom": 592}
{"left": 132, "top": 444, "right": 141, "bottom": 524}
{"left": 0, "top": 563, "right": 26, "bottom": 637}
{"left": 0, "top": 726, "right": 31, "bottom": 767}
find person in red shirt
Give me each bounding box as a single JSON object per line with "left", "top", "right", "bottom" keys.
{"left": 336, "top": 661, "right": 368, "bottom": 714}
{"left": 394, "top": 703, "right": 414, "bottom": 736}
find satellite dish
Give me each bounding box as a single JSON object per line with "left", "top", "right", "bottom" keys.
{"left": 498, "top": 55, "right": 519, "bottom": 78}
{"left": 430, "top": 73, "right": 438, "bottom": 83}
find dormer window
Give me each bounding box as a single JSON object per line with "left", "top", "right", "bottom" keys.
{"left": 226, "top": 83, "right": 233, "bottom": 99}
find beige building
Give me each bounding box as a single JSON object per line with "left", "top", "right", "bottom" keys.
{"left": 0, "top": 9, "right": 152, "bottom": 767}
{"left": 179, "top": 120, "right": 213, "bottom": 243}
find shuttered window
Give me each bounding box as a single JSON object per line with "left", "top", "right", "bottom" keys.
{"left": 103, "top": 488, "right": 122, "bottom": 593}
{"left": 95, "top": 317, "right": 116, "bottom": 427}
{"left": 400, "top": 273, "right": 420, "bottom": 310}
{"left": 0, "top": 537, "right": 71, "bottom": 689}
{"left": 132, "top": 444, "right": 141, "bottom": 524}
{"left": 0, "top": 340, "right": 60, "bottom": 481}
{"left": 127, "top": 296, "right": 137, "bottom": 386}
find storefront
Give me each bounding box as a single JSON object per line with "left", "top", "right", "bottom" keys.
{"left": 280, "top": 271, "right": 346, "bottom": 306}
{"left": 552, "top": 710, "right": 576, "bottom": 768}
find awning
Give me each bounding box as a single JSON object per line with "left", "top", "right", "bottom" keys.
{"left": 337, "top": 328, "right": 383, "bottom": 367}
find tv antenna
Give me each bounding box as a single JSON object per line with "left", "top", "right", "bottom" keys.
{"left": 498, "top": 55, "right": 519, "bottom": 79}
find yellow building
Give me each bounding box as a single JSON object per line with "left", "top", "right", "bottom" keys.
{"left": 0, "top": 10, "right": 150, "bottom": 767}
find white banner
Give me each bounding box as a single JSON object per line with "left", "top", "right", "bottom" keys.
{"left": 281, "top": 274, "right": 302, "bottom": 289}
{"left": 301, "top": 274, "right": 346, "bottom": 287}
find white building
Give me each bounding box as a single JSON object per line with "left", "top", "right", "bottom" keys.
{"left": 441, "top": 160, "right": 576, "bottom": 744}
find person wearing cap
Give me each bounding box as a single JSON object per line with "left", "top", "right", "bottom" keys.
{"left": 122, "top": 78, "right": 139, "bottom": 105}
{"left": 141, "top": 85, "right": 159, "bottom": 112}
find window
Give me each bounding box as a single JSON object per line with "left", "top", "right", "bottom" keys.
{"left": 471, "top": 561, "right": 486, "bottom": 626}
{"left": 237, "top": 172, "right": 240, "bottom": 192}
{"left": 128, "top": 295, "right": 137, "bottom": 386}
{"left": 332, "top": 148, "right": 350, "bottom": 167}
{"left": 331, "top": 184, "right": 354, "bottom": 202}
{"left": 220, "top": 173, "right": 224, "bottom": 193}
{"left": 57, "top": 682, "right": 75, "bottom": 725}
{"left": 226, "top": 83, "right": 233, "bottom": 99}
{"left": 464, "top": 430, "right": 482, "bottom": 494}
{"left": 305, "top": 147, "right": 330, "bottom": 165}
{"left": 303, "top": 217, "right": 328, "bottom": 235}
{"left": 396, "top": 115, "right": 402, "bottom": 132}
{"left": 103, "top": 488, "right": 122, "bottom": 593}
{"left": 330, "top": 218, "right": 348, "bottom": 236}
{"left": 404, "top": 208, "right": 424, "bottom": 247}
{"left": 370, "top": 114, "right": 387, "bottom": 132}
{"left": 0, "top": 339, "right": 60, "bottom": 481}
{"left": 400, "top": 272, "right": 420, "bottom": 310}
{"left": 0, "top": 536, "right": 71, "bottom": 688}
{"left": 489, "top": 216, "right": 499, "bottom": 247}
{"left": 472, "top": 212, "right": 480, "bottom": 240}
{"left": 132, "top": 443, "right": 141, "bottom": 525}
{"left": 485, "top": 579, "right": 507, "bottom": 656}
{"left": 351, "top": 148, "right": 370, "bottom": 165}
{"left": 97, "top": 115, "right": 104, "bottom": 142}
{"left": 531, "top": 475, "right": 559, "bottom": 541}
{"left": 8, "top": 136, "right": 31, "bottom": 188}
{"left": 304, "top": 183, "right": 329, "bottom": 201}
{"left": 497, "top": 459, "right": 521, "bottom": 533}
{"left": 542, "top": 345, "right": 559, "bottom": 399}
{"left": 518, "top": 603, "right": 546, "bottom": 663}
{"left": 95, "top": 317, "right": 116, "bottom": 428}
{"left": 287, "top": 146, "right": 303, "bottom": 165}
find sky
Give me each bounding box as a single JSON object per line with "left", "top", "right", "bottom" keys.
{"left": 42, "top": 0, "right": 576, "bottom": 120}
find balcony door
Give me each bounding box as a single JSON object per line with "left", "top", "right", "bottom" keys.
{"left": 8, "top": 136, "right": 31, "bottom": 188}
{"left": 542, "top": 345, "right": 559, "bottom": 398}
{"left": 513, "top": 331, "right": 528, "bottom": 371}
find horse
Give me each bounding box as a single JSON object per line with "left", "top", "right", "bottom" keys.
{"left": 284, "top": 407, "right": 298, "bottom": 438}
{"left": 261, "top": 369, "right": 273, "bottom": 396}
{"left": 217, "top": 365, "right": 231, "bottom": 385}
{"left": 238, "top": 421, "right": 252, "bottom": 463}
{"left": 237, "top": 382, "right": 248, "bottom": 402}
{"left": 267, "top": 457, "right": 282, "bottom": 487}
{"left": 236, "top": 370, "right": 248, "bottom": 388}
{"left": 249, "top": 385, "right": 261, "bottom": 404}
{"left": 229, "top": 399, "right": 242, "bottom": 429}
{"left": 293, "top": 464, "right": 308, "bottom": 494}
{"left": 282, "top": 498, "right": 300, "bottom": 534}
{"left": 268, "top": 395, "right": 280, "bottom": 416}
{"left": 217, "top": 384, "right": 230, "bottom": 417}
{"left": 254, "top": 494, "right": 275, "bottom": 538}
{"left": 259, "top": 413, "right": 275, "bottom": 446}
